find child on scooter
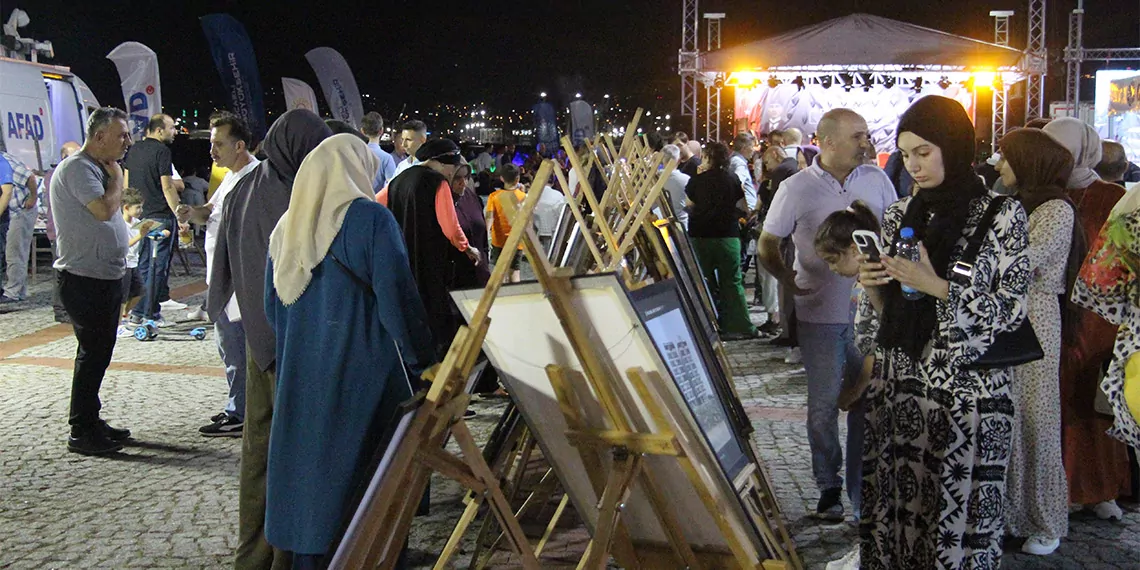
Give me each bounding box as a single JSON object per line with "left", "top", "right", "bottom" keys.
{"left": 117, "top": 188, "right": 166, "bottom": 337}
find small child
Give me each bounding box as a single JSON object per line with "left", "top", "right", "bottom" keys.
{"left": 813, "top": 200, "right": 881, "bottom": 280}
{"left": 117, "top": 188, "right": 166, "bottom": 337}
{"left": 485, "top": 163, "right": 526, "bottom": 283}
{"left": 813, "top": 200, "right": 882, "bottom": 411}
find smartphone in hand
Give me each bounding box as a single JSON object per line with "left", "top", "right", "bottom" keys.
{"left": 852, "top": 230, "right": 886, "bottom": 263}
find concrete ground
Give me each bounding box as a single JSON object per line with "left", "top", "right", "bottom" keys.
{"left": 1, "top": 258, "right": 1139, "bottom": 569}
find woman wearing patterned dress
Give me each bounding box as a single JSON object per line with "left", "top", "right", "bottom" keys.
{"left": 995, "top": 128, "right": 1085, "bottom": 556}
{"left": 855, "top": 96, "right": 1030, "bottom": 569}
{"left": 1073, "top": 189, "right": 1140, "bottom": 452}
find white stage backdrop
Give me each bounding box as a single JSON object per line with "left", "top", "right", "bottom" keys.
{"left": 735, "top": 82, "right": 975, "bottom": 154}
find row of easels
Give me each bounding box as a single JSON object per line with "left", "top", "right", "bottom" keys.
{"left": 330, "top": 115, "right": 800, "bottom": 570}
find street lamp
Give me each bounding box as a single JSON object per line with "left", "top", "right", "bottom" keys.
{"left": 604, "top": 94, "right": 610, "bottom": 99}
{"left": 540, "top": 91, "right": 547, "bottom": 98}
{"left": 575, "top": 92, "right": 582, "bottom": 98}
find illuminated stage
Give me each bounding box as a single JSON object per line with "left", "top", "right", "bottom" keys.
{"left": 700, "top": 14, "right": 1030, "bottom": 155}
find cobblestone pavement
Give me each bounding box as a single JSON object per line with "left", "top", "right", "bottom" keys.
{"left": 2, "top": 263, "right": 1139, "bottom": 569}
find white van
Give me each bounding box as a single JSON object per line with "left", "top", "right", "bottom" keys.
{"left": 0, "top": 55, "right": 100, "bottom": 172}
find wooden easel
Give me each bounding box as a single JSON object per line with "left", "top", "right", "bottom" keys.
{"left": 435, "top": 120, "right": 685, "bottom": 569}
{"left": 453, "top": 159, "right": 789, "bottom": 568}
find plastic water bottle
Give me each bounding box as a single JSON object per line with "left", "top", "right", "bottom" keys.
{"left": 895, "top": 227, "right": 925, "bottom": 300}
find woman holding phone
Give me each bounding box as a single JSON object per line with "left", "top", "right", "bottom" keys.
{"left": 853, "top": 96, "right": 1030, "bottom": 570}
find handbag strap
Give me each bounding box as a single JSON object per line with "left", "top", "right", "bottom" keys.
{"left": 951, "top": 196, "right": 1007, "bottom": 283}
{"left": 329, "top": 252, "right": 374, "bottom": 298}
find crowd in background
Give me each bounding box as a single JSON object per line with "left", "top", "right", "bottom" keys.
{"left": 13, "top": 94, "right": 1140, "bottom": 569}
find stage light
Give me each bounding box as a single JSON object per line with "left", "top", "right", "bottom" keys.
{"left": 914, "top": 77, "right": 924, "bottom": 91}
{"left": 820, "top": 76, "right": 832, "bottom": 89}
{"left": 937, "top": 76, "right": 951, "bottom": 90}
{"left": 973, "top": 71, "right": 996, "bottom": 88}
{"left": 792, "top": 76, "right": 805, "bottom": 90}
{"left": 726, "top": 71, "right": 761, "bottom": 87}
{"left": 767, "top": 76, "right": 780, "bottom": 89}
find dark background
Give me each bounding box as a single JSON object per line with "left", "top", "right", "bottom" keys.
{"left": 15, "top": 0, "right": 1140, "bottom": 121}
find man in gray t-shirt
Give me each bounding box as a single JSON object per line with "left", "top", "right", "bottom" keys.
{"left": 51, "top": 107, "right": 135, "bottom": 456}
{"left": 52, "top": 152, "right": 129, "bottom": 281}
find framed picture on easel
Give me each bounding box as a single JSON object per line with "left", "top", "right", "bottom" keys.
{"left": 451, "top": 273, "right": 797, "bottom": 567}
{"left": 652, "top": 218, "right": 720, "bottom": 345}
{"left": 628, "top": 278, "right": 753, "bottom": 479}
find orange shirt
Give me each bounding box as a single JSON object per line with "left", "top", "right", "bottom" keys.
{"left": 486, "top": 186, "right": 526, "bottom": 249}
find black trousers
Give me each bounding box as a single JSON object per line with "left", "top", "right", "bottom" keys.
{"left": 51, "top": 242, "right": 68, "bottom": 320}
{"left": 59, "top": 270, "right": 123, "bottom": 432}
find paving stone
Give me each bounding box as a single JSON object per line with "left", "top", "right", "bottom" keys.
{"left": 1, "top": 264, "right": 1139, "bottom": 568}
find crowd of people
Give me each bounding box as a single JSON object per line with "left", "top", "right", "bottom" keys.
{"left": 18, "top": 91, "right": 1140, "bottom": 569}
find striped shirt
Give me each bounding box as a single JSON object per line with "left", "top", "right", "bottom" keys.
{"left": 1, "top": 152, "right": 34, "bottom": 212}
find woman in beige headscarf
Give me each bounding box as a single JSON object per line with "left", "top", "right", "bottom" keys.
{"left": 263, "top": 134, "right": 437, "bottom": 563}
{"left": 1043, "top": 117, "right": 1132, "bottom": 522}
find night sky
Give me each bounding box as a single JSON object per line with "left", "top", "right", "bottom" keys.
{"left": 18, "top": 0, "right": 1140, "bottom": 119}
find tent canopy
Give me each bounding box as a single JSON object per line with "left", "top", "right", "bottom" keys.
{"left": 702, "top": 13, "right": 1025, "bottom": 72}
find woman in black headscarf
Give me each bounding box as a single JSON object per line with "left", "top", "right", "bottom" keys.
{"left": 853, "top": 96, "right": 1031, "bottom": 570}
{"left": 207, "top": 109, "right": 332, "bottom": 570}
{"left": 376, "top": 138, "right": 479, "bottom": 359}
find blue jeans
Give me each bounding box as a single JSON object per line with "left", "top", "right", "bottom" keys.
{"left": 215, "top": 308, "right": 247, "bottom": 421}
{"left": 799, "top": 321, "right": 865, "bottom": 514}
{"left": 131, "top": 216, "right": 175, "bottom": 320}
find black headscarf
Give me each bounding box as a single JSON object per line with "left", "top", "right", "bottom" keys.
{"left": 207, "top": 109, "right": 332, "bottom": 371}
{"left": 877, "top": 96, "right": 988, "bottom": 359}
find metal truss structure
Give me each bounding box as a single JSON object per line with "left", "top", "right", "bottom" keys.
{"left": 991, "top": 11, "right": 1015, "bottom": 150}
{"left": 704, "top": 13, "right": 724, "bottom": 142}
{"left": 1065, "top": 0, "right": 1140, "bottom": 107}
{"left": 679, "top": 0, "right": 700, "bottom": 137}
{"left": 1025, "top": 0, "right": 1047, "bottom": 122}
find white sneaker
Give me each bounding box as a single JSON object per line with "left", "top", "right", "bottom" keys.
{"left": 1093, "top": 500, "right": 1124, "bottom": 520}
{"left": 160, "top": 299, "right": 187, "bottom": 311}
{"left": 826, "top": 548, "right": 860, "bottom": 570}
{"left": 1021, "top": 536, "right": 1060, "bottom": 556}
{"left": 784, "top": 347, "right": 803, "bottom": 364}
{"left": 186, "top": 307, "right": 208, "bottom": 321}
{"left": 152, "top": 317, "right": 172, "bottom": 328}
{"left": 116, "top": 324, "right": 135, "bottom": 338}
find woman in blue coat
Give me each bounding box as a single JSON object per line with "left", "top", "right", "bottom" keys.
{"left": 264, "top": 134, "right": 437, "bottom": 564}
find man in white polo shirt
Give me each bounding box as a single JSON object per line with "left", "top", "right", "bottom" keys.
{"left": 177, "top": 112, "right": 259, "bottom": 438}
{"left": 758, "top": 108, "right": 897, "bottom": 521}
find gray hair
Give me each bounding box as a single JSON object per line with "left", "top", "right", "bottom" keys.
{"left": 783, "top": 127, "right": 803, "bottom": 146}
{"left": 662, "top": 143, "right": 681, "bottom": 163}
{"left": 86, "top": 107, "right": 127, "bottom": 140}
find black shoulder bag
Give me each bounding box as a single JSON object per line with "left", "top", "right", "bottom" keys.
{"left": 952, "top": 196, "right": 1045, "bottom": 370}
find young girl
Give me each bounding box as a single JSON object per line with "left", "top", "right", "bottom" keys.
{"left": 814, "top": 200, "right": 881, "bottom": 280}
{"left": 814, "top": 201, "right": 881, "bottom": 415}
